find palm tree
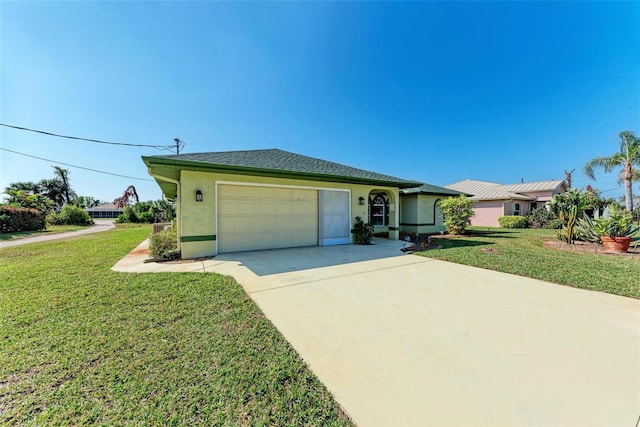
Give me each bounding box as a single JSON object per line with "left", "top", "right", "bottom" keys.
{"left": 52, "top": 166, "right": 74, "bottom": 204}
{"left": 584, "top": 131, "right": 640, "bottom": 212}
{"left": 4, "top": 181, "right": 40, "bottom": 194}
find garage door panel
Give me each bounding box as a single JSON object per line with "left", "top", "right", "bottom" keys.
{"left": 218, "top": 185, "right": 318, "bottom": 253}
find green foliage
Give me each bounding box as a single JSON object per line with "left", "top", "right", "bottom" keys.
{"left": 4, "top": 190, "right": 54, "bottom": 212}
{"left": 353, "top": 216, "right": 374, "bottom": 244}
{"left": 552, "top": 189, "right": 589, "bottom": 244}
{"left": 72, "top": 196, "right": 102, "bottom": 209}
{"left": 498, "top": 215, "right": 528, "bottom": 228}
{"left": 46, "top": 205, "right": 94, "bottom": 226}
{"left": 575, "top": 215, "right": 601, "bottom": 244}
{"left": 590, "top": 204, "right": 639, "bottom": 238}
{"left": 545, "top": 218, "right": 566, "bottom": 229}
{"left": 0, "top": 206, "right": 46, "bottom": 233}
{"left": 116, "top": 206, "right": 139, "bottom": 223}
{"left": 526, "top": 208, "right": 557, "bottom": 229}
{"left": 584, "top": 130, "right": 640, "bottom": 212}
{"left": 439, "top": 195, "right": 474, "bottom": 235}
{"left": 149, "top": 228, "right": 179, "bottom": 259}
{"left": 115, "top": 200, "right": 175, "bottom": 224}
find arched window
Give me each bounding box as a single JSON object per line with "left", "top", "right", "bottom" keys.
{"left": 370, "top": 194, "right": 387, "bottom": 226}
{"left": 514, "top": 203, "right": 521, "bottom": 216}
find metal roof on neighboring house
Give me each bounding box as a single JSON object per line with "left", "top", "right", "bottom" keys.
{"left": 500, "top": 180, "right": 566, "bottom": 193}
{"left": 400, "top": 184, "right": 468, "bottom": 197}
{"left": 143, "top": 149, "right": 423, "bottom": 188}
{"left": 445, "top": 180, "right": 534, "bottom": 201}
{"left": 445, "top": 179, "right": 567, "bottom": 201}
{"left": 85, "top": 203, "right": 123, "bottom": 212}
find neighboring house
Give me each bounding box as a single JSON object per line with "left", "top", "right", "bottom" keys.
{"left": 399, "top": 184, "right": 467, "bottom": 235}
{"left": 143, "top": 149, "right": 433, "bottom": 258}
{"left": 445, "top": 179, "right": 567, "bottom": 227}
{"left": 85, "top": 203, "right": 123, "bottom": 219}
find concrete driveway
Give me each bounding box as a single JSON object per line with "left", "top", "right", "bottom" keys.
{"left": 114, "top": 239, "right": 640, "bottom": 426}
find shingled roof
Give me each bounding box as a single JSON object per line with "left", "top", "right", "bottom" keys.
{"left": 143, "top": 149, "right": 423, "bottom": 188}
{"left": 400, "top": 183, "right": 468, "bottom": 197}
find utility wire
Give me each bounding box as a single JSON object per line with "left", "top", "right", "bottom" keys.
{"left": 0, "top": 123, "right": 174, "bottom": 150}
{"left": 0, "top": 147, "right": 153, "bottom": 181}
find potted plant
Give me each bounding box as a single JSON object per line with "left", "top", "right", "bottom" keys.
{"left": 591, "top": 205, "right": 639, "bottom": 253}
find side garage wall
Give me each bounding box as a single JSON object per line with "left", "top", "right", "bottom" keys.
{"left": 400, "top": 194, "right": 447, "bottom": 235}
{"left": 178, "top": 170, "right": 401, "bottom": 259}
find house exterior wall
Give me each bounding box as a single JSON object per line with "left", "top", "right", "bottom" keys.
{"left": 399, "top": 194, "right": 447, "bottom": 234}
{"left": 178, "top": 170, "right": 400, "bottom": 258}
{"left": 504, "top": 200, "right": 531, "bottom": 216}
{"left": 470, "top": 200, "right": 504, "bottom": 227}
{"left": 519, "top": 190, "right": 556, "bottom": 202}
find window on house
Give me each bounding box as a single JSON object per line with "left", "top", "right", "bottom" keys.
{"left": 514, "top": 203, "right": 521, "bottom": 216}
{"left": 371, "top": 195, "right": 387, "bottom": 226}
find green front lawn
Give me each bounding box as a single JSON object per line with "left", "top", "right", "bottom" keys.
{"left": 417, "top": 227, "right": 639, "bottom": 299}
{"left": 0, "top": 225, "right": 89, "bottom": 241}
{"left": 0, "top": 225, "right": 352, "bottom": 426}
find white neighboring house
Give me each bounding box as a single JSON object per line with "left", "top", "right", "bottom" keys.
{"left": 445, "top": 179, "right": 567, "bottom": 227}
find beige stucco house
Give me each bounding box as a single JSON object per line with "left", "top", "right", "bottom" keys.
{"left": 445, "top": 179, "right": 567, "bottom": 227}
{"left": 144, "top": 149, "right": 458, "bottom": 259}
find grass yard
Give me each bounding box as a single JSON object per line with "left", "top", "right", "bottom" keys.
{"left": 417, "top": 227, "right": 639, "bottom": 299}
{"left": 0, "top": 225, "right": 352, "bottom": 426}
{"left": 0, "top": 225, "right": 88, "bottom": 241}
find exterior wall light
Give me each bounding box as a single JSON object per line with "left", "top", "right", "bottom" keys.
{"left": 358, "top": 196, "right": 365, "bottom": 205}
{"left": 195, "top": 189, "right": 203, "bottom": 202}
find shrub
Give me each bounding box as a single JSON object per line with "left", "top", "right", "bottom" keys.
{"left": 498, "top": 215, "right": 528, "bottom": 228}
{"left": 47, "top": 205, "right": 94, "bottom": 226}
{"left": 353, "top": 216, "right": 374, "bottom": 245}
{"left": 526, "top": 208, "right": 557, "bottom": 229}
{"left": 116, "top": 206, "right": 138, "bottom": 223}
{"left": 0, "top": 206, "right": 46, "bottom": 232}
{"left": 439, "top": 195, "right": 474, "bottom": 235}
{"left": 545, "top": 218, "right": 566, "bottom": 229}
{"left": 149, "top": 228, "right": 179, "bottom": 259}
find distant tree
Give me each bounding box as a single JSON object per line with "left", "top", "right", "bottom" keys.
{"left": 584, "top": 130, "right": 640, "bottom": 212}
{"left": 4, "top": 190, "right": 54, "bottom": 212}
{"left": 113, "top": 185, "right": 140, "bottom": 208}
{"left": 73, "top": 196, "right": 101, "bottom": 209}
{"left": 53, "top": 167, "right": 73, "bottom": 204}
{"left": 37, "top": 178, "right": 67, "bottom": 209}
{"left": 4, "top": 181, "right": 40, "bottom": 194}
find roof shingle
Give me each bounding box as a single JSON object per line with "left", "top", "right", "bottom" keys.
{"left": 145, "top": 149, "right": 422, "bottom": 187}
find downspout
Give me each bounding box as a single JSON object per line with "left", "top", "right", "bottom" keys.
{"left": 149, "top": 172, "right": 181, "bottom": 252}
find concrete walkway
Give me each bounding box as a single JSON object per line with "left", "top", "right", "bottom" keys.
{"left": 112, "top": 239, "right": 640, "bottom": 426}
{"left": 0, "top": 219, "right": 115, "bottom": 249}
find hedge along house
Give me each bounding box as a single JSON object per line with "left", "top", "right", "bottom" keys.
{"left": 399, "top": 184, "right": 468, "bottom": 235}
{"left": 142, "top": 149, "right": 423, "bottom": 259}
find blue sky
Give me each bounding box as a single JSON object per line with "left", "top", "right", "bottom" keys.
{"left": 1, "top": 1, "right": 638, "bottom": 203}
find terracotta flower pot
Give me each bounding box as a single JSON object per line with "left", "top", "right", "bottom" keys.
{"left": 601, "top": 236, "right": 632, "bottom": 253}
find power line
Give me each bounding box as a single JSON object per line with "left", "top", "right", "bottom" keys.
{"left": 0, "top": 123, "right": 175, "bottom": 150}
{"left": 0, "top": 147, "right": 153, "bottom": 181}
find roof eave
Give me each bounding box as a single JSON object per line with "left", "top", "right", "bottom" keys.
{"left": 142, "top": 156, "right": 422, "bottom": 189}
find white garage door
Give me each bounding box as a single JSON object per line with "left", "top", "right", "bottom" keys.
{"left": 217, "top": 185, "right": 319, "bottom": 253}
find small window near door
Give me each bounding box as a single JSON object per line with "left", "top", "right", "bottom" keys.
{"left": 371, "top": 195, "right": 387, "bottom": 226}
{"left": 514, "top": 203, "right": 521, "bottom": 216}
